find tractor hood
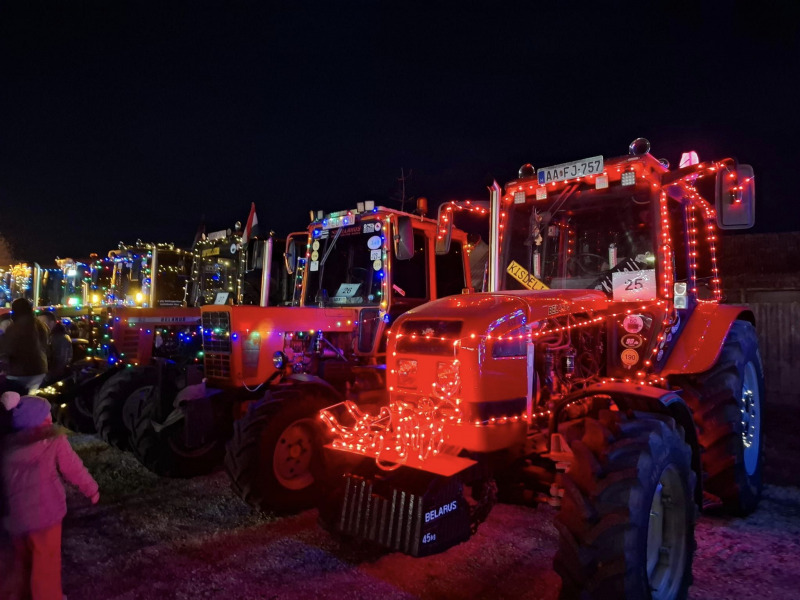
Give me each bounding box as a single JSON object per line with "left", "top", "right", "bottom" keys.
{"left": 396, "top": 289, "right": 610, "bottom": 337}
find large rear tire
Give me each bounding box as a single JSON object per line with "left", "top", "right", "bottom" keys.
{"left": 128, "top": 386, "right": 225, "bottom": 478}
{"left": 67, "top": 357, "right": 109, "bottom": 433}
{"left": 554, "top": 411, "right": 696, "bottom": 600}
{"left": 93, "top": 367, "right": 155, "bottom": 449}
{"left": 675, "top": 320, "right": 764, "bottom": 515}
{"left": 225, "top": 388, "right": 333, "bottom": 513}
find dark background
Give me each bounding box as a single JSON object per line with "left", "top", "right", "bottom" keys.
{"left": 2, "top": 0, "right": 799, "bottom": 264}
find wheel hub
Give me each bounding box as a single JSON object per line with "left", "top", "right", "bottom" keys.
{"left": 740, "top": 362, "right": 761, "bottom": 476}
{"left": 273, "top": 420, "right": 315, "bottom": 490}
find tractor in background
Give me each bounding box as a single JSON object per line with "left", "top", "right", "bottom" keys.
{"left": 124, "top": 200, "right": 472, "bottom": 483}
{"left": 93, "top": 229, "right": 292, "bottom": 472}
{"left": 316, "top": 140, "right": 762, "bottom": 600}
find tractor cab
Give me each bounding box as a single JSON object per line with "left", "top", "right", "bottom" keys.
{"left": 200, "top": 200, "right": 470, "bottom": 391}
{"left": 107, "top": 242, "right": 191, "bottom": 308}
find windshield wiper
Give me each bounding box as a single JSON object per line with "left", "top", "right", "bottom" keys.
{"left": 320, "top": 227, "right": 343, "bottom": 267}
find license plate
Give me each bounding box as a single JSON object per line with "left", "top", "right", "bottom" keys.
{"left": 537, "top": 156, "right": 603, "bottom": 185}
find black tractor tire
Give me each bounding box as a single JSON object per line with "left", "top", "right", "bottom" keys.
{"left": 66, "top": 357, "right": 111, "bottom": 433}
{"left": 675, "top": 320, "right": 764, "bottom": 516}
{"left": 554, "top": 411, "right": 696, "bottom": 600}
{"left": 93, "top": 367, "right": 156, "bottom": 450}
{"left": 225, "top": 388, "right": 334, "bottom": 513}
{"left": 69, "top": 383, "right": 98, "bottom": 433}
{"left": 128, "top": 386, "right": 225, "bottom": 478}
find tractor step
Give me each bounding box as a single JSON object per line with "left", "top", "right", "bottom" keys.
{"left": 325, "top": 467, "right": 472, "bottom": 557}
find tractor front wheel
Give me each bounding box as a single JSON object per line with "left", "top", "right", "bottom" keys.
{"left": 225, "top": 389, "right": 333, "bottom": 513}
{"left": 554, "top": 411, "right": 696, "bottom": 600}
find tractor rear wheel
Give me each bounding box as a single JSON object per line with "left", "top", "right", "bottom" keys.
{"left": 67, "top": 358, "right": 109, "bottom": 433}
{"left": 93, "top": 367, "right": 155, "bottom": 449}
{"left": 676, "top": 320, "right": 764, "bottom": 515}
{"left": 554, "top": 411, "right": 696, "bottom": 600}
{"left": 225, "top": 388, "right": 333, "bottom": 513}
{"left": 128, "top": 386, "right": 225, "bottom": 478}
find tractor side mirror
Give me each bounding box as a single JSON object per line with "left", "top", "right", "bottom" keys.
{"left": 284, "top": 232, "right": 306, "bottom": 274}
{"left": 394, "top": 216, "right": 415, "bottom": 260}
{"left": 284, "top": 238, "right": 297, "bottom": 275}
{"left": 715, "top": 163, "right": 755, "bottom": 230}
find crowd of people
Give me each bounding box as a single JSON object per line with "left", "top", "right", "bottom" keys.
{"left": 0, "top": 299, "right": 99, "bottom": 600}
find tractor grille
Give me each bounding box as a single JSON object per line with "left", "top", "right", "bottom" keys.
{"left": 118, "top": 327, "right": 140, "bottom": 361}
{"left": 202, "top": 311, "right": 232, "bottom": 353}
{"left": 202, "top": 311, "right": 232, "bottom": 379}
{"left": 204, "top": 353, "right": 231, "bottom": 379}
{"left": 333, "top": 470, "right": 470, "bottom": 557}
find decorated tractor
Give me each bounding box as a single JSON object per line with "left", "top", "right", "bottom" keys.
{"left": 316, "top": 140, "right": 762, "bottom": 600}
{"left": 89, "top": 231, "right": 285, "bottom": 455}
{"left": 120, "top": 201, "right": 471, "bottom": 479}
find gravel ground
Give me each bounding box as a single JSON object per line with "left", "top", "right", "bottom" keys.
{"left": 3, "top": 433, "right": 800, "bottom": 600}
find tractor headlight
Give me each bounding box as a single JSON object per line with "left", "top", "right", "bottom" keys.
{"left": 273, "top": 351, "right": 288, "bottom": 369}
{"left": 397, "top": 359, "right": 418, "bottom": 389}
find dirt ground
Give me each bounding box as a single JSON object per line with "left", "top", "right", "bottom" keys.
{"left": 3, "top": 433, "right": 800, "bottom": 600}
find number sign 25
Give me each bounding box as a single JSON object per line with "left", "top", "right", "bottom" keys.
{"left": 612, "top": 269, "right": 656, "bottom": 302}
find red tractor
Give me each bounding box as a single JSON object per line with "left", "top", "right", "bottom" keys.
{"left": 317, "top": 139, "right": 762, "bottom": 600}
{"left": 91, "top": 232, "right": 286, "bottom": 458}
{"left": 126, "top": 201, "right": 473, "bottom": 481}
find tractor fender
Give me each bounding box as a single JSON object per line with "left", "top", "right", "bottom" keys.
{"left": 151, "top": 381, "right": 223, "bottom": 432}
{"left": 660, "top": 304, "right": 755, "bottom": 377}
{"left": 553, "top": 381, "right": 703, "bottom": 506}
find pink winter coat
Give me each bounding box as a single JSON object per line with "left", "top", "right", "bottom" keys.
{"left": 1, "top": 426, "right": 98, "bottom": 536}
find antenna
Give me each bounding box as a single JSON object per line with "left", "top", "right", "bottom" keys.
{"left": 398, "top": 168, "right": 413, "bottom": 212}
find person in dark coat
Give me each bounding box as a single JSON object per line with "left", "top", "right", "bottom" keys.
{"left": 0, "top": 299, "right": 49, "bottom": 393}
{"left": 37, "top": 312, "right": 73, "bottom": 384}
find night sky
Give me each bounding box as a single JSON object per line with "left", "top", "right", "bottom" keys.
{"left": 2, "top": 1, "right": 799, "bottom": 264}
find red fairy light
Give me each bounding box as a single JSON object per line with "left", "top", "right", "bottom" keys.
{"left": 321, "top": 361, "right": 464, "bottom": 468}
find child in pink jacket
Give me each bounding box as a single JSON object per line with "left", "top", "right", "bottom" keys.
{"left": 1, "top": 394, "right": 99, "bottom": 600}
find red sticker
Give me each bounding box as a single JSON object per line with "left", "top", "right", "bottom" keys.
{"left": 621, "top": 349, "right": 639, "bottom": 366}
{"left": 622, "top": 314, "right": 644, "bottom": 333}
{"left": 621, "top": 334, "right": 644, "bottom": 349}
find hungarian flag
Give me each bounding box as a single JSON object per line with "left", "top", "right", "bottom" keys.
{"left": 241, "top": 202, "right": 259, "bottom": 244}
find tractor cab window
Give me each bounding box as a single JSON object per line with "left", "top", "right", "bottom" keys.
{"left": 691, "top": 201, "right": 718, "bottom": 301}
{"left": 435, "top": 241, "right": 466, "bottom": 298}
{"left": 667, "top": 197, "right": 688, "bottom": 286}
{"left": 501, "top": 187, "right": 655, "bottom": 295}
{"left": 240, "top": 239, "right": 263, "bottom": 305}
{"left": 154, "top": 251, "right": 190, "bottom": 306}
{"left": 109, "top": 254, "right": 149, "bottom": 305}
{"left": 305, "top": 222, "right": 384, "bottom": 307}
{"left": 391, "top": 230, "right": 428, "bottom": 300}
{"left": 195, "top": 244, "right": 239, "bottom": 305}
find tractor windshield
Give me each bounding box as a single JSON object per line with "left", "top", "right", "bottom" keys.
{"left": 194, "top": 243, "right": 240, "bottom": 305}
{"left": 305, "top": 222, "right": 384, "bottom": 307}
{"left": 500, "top": 187, "right": 655, "bottom": 294}
{"left": 108, "top": 252, "right": 148, "bottom": 305}
{"left": 154, "top": 250, "right": 190, "bottom": 305}
{"left": 109, "top": 249, "right": 189, "bottom": 306}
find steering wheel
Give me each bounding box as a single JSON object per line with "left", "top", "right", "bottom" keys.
{"left": 568, "top": 252, "right": 607, "bottom": 275}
